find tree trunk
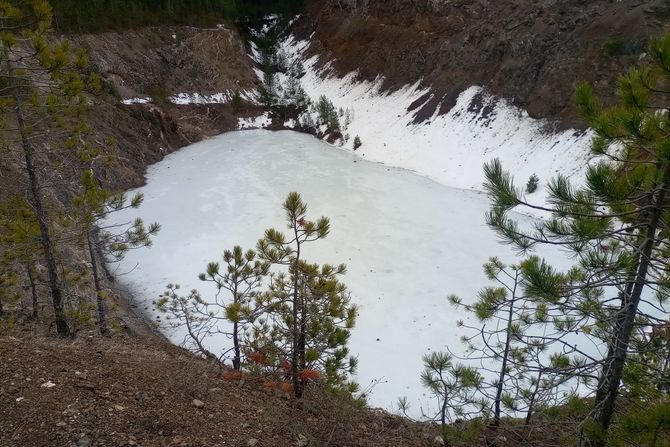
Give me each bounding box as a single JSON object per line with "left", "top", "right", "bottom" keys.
{"left": 232, "top": 320, "right": 241, "bottom": 370}
{"left": 585, "top": 169, "right": 670, "bottom": 446}
{"left": 87, "top": 231, "right": 108, "bottom": 336}
{"left": 493, "top": 277, "right": 517, "bottom": 427}
{"left": 292, "top": 226, "right": 303, "bottom": 398}
{"left": 5, "top": 55, "right": 68, "bottom": 336}
{"left": 26, "top": 263, "right": 38, "bottom": 320}
{"left": 525, "top": 370, "right": 542, "bottom": 426}
{"left": 232, "top": 281, "right": 241, "bottom": 370}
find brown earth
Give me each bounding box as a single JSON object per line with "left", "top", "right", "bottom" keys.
{"left": 0, "top": 330, "right": 434, "bottom": 447}
{"left": 295, "top": 0, "right": 670, "bottom": 129}
{"left": 72, "top": 25, "right": 263, "bottom": 191}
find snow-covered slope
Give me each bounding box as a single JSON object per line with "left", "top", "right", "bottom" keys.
{"left": 272, "top": 35, "right": 593, "bottom": 203}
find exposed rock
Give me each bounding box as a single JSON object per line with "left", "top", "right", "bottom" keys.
{"left": 297, "top": 0, "right": 668, "bottom": 129}
{"left": 192, "top": 399, "right": 205, "bottom": 409}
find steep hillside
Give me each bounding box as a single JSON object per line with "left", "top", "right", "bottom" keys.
{"left": 0, "top": 332, "right": 433, "bottom": 446}
{"left": 295, "top": 0, "right": 668, "bottom": 128}
{"left": 73, "top": 25, "right": 261, "bottom": 190}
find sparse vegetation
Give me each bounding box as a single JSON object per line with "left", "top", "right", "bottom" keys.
{"left": 157, "top": 193, "right": 358, "bottom": 399}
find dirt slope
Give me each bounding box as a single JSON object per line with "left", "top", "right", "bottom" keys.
{"left": 296, "top": 0, "right": 670, "bottom": 128}
{"left": 0, "top": 332, "right": 432, "bottom": 447}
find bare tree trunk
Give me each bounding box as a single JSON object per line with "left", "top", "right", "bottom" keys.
{"left": 232, "top": 320, "right": 241, "bottom": 370}
{"left": 232, "top": 281, "right": 241, "bottom": 370}
{"left": 26, "top": 263, "right": 38, "bottom": 319}
{"left": 5, "top": 55, "right": 68, "bottom": 336}
{"left": 585, "top": 170, "right": 670, "bottom": 447}
{"left": 87, "top": 231, "right": 108, "bottom": 336}
{"left": 492, "top": 276, "right": 517, "bottom": 427}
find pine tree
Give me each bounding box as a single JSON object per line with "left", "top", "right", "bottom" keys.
{"left": 449, "top": 258, "right": 564, "bottom": 428}
{"left": 198, "top": 246, "right": 269, "bottom": 370}
{"left": 255, "top": 192, "right": 358, "bottom": 397}
{"left": 483, "top": 34, "right": 670, "bottom": 445}
{"left": 156, "top": 247, "right": 268, "bottom": 368}
{"left": 73, "top": 169, "right": 159, "bottom": 335}
{"left": 400, "top": 351, "right": 486, "bottom": 440}
{"left": 0, "top": 1, "right": 90, "bottom": 335}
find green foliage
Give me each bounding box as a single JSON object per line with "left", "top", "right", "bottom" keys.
{"left": 49, "top": 0, "right": 305, "bottom": 32}
{"left": 0, "top": 0, "right": 96, "bottom": 335}
{"left": 610, "top": 400, "right": 670, "bottom": 446}
{"left": 253, "top": 192, "right": 358, "bottom": 396}
{"left": 231, "top": 90, "right": 243, "bottom": 114}
{"left": 353, "top": 135, "right": 362, "bottom": 150}
{"left": 448, "top": 258, "right": 564, "bottom": 427}
{"left": 407, "top": 350, "right": 487, "bottom": 434}
{"left": 526, "top": 173, "right": 539, "bottom": 194}
{"left": 157, "top": 193, "right": 357, "bottom": 397}
{"left": 481, "top": 32, "right": 670, "bottom": 442}
{"left": 314, "top": 95, "right": 341, "bottom": 134}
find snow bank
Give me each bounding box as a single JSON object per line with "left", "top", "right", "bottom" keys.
{"left": 278, "top": 35, "right": 594, "bottom": 204}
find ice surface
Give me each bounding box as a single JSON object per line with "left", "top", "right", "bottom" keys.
{"left": 105, "top": 130, "right": 573, "bottom": 414}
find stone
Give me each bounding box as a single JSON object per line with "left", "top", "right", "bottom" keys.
{"left": 247, "top": 439, "right": 258, "bottom": 447}
{"left": 76, "top": 436, "right": 92, "bottom": 447}
{"left": 192, "top": 399, "right": 205, "bottom": 409}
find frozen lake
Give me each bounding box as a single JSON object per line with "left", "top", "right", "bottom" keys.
{"left": 108, "top": 130, "right": 565, "bottom": 413}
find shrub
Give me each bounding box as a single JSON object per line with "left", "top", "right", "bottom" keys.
{"left": 353, "top": 135, "right": 362, "bottom": 150}
{"left": 526, "top": 173, "right": 539, "bottom": 193}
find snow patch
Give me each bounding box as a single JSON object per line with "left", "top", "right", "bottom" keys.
{"left": 121, "top": 97, "right": 151, "bottom": 105}
{"left": 170, "top": 92, "right": 232, "bottom": 105}
{"left": 238, "top": 112, "right": 272, "bottom": 129}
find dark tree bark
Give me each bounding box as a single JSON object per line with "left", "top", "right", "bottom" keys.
{"left": 5, "top": 55, "right": 69, "bottom": 336}
{"left": 87, "top": 231, "right": 108, "bottom": 336}
{"left": 585, "top": 168, "right": 670, "bottom": 447}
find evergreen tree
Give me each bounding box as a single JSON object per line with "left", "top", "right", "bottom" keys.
{"left": 0, "top": 197, "right": 42, "bottom": 319}
{"left": 198, "top": 246, "right": 269, "bottom": 370}
{"left": 482, "top": 34, "right": 670, "bottom": 445}
{"left": 400, "top": 352, "right": 486, "bottom": 441}
{"left": 449, "top": 258, "right": 565, "bottom": 428}
{"left": 254, "top": 192, "right": 358, "bottom": 397}
{"left": 0, "top": 0, "right": 90, "bottom": 335}
{"left": 156, "top": 246, "right": 268, "bottom": 368}
{"left": 73, "top": 169, "right": 159, "bottom": 335}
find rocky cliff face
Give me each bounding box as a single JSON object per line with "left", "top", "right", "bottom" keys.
{"left": 72, "top": 25, "right": 261, "bottom": 190}
{"left": 295, "top": 0, "right": 669, "bottom": 128}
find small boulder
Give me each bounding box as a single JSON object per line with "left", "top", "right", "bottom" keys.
{"left": 247, "top": 439, "right": 258, "bottom": 446}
